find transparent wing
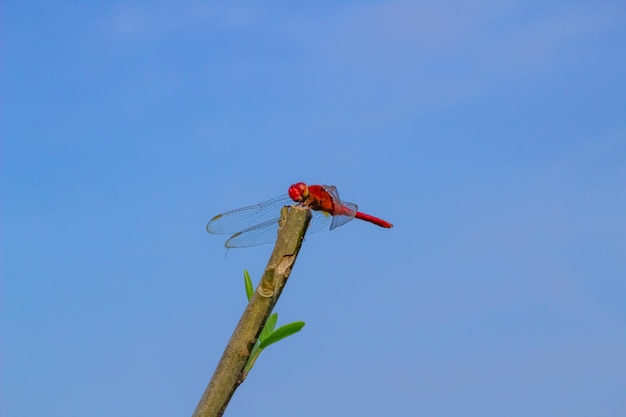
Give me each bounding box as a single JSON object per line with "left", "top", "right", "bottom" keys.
{"left": 309, "top": 210, "right": 333, "bottom": 233}
{"left": 225, "top": 218, "right": 281, "bottom": 248}
{"left": 320, "top": 185, "right": 357, "bottom": 231}
{"left": 330, "top": 201, "right": 357, "bottom": 230}
{"left": 225, "top": 209, "right": 333, "bottom": 248}
{"left": 323, "top": 185, "right": 340, "bottom": 201}
{"left": 206, "top": 194, "right": 292, "bottom": 235}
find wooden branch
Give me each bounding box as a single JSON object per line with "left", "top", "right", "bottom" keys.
{"left": 192, "top": 206, "right": 311, "bottom": 417}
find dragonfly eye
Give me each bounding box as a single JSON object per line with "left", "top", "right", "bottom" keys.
{"left": 288, "top": 182, "right": 309, "bottom": 202}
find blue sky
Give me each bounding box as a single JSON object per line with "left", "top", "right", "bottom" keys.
{"left": 3, "top": 1, "right": 625, "bottom": 416}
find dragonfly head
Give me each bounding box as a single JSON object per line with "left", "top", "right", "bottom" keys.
{"left": 288, "top": 182, "right": 309, "bottom": 202}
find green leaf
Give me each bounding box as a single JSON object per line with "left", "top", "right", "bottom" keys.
{"left": 244, "top": 342, "right": 261, "bottom": 373}
{"left": 259, "top": 321, "right": 305, "bottom": 349}
{"left": 243, "top": 270, "right": 254, "bottom": 301}
{"left": 259, "top": 313, "right": 278, "bottom": 342}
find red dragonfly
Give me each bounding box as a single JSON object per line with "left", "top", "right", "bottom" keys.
{"left": 206, "top": 182, "right": 393, "bottom": 248}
